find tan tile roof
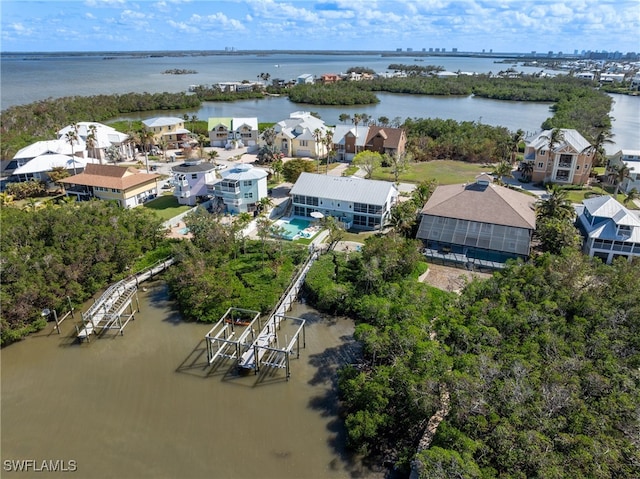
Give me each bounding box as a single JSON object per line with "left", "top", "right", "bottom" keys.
{"left": 421, "top": 181, "right": 536, "bottom": 229}
{"left": 59, "top": 163, "right": 160, "bottom": 190}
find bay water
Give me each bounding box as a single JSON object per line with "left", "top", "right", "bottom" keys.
{"left": 2, "top": 52, "right": 638, "bottom": 151}
{"left": 1, "top": 280, "right": 370, "bottom": 479}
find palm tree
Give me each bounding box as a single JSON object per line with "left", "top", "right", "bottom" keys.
{"left": 323, "top": 129, "right": 334, "bottom": 173}
{"left": 48, "top": 166, "right": 70, "bottom": 193}
{"left": 536, "top": 184, "right": 575, "bottom": 222}
{"left": 207, "top": 150, "right": 219, "bottom": 164}
{"left": 520, "top": 161, "right": 534, "bottom": 182}
{"left": 258, "top": 196, "right": 273, "bottom": 215}
{"left": 64, "top": 124, "right": 80, "bottom": 174}
{"left": 609, "top": 164, "right": 631, "bottom": 197}
{"left": 492, "top": 161, "right": 513, "bottom": 186}
{"left": 623, "top": 188, "right": 639, "bottom": 207}
{"left": 339, "top": 113, "right": 351, "bottom": 124}
{"left": 352, "top": 113, "right": 363, "bottom": 141}
{"left": 157, "top": 138, "right": 168, "bottom": 162}
{"left": 543, "top": 128, "right": 564, "bottom": 176}
{"left": 591, "top": 129, "right": 614, "bottom": 167}
{"left": 313, "top": 128, "right": 323, "bottom": 173}
{"left": 86, "top": 124, "right": 99, "bottom": 163}
{"left": 510, "top": 129, "right": 524, "bottom": 164}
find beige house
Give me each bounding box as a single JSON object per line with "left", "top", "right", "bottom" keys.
{"left": 60, "top": 164, "right": 160, "bottom": 208}
{"left": 142, "top": 117, "right": 192, "bottom": 149}
{"left": 523, "top": 129, "right": 594, "bottom": 185}
{"left": 268, "top": 112, "right": 331, "bottom": 158}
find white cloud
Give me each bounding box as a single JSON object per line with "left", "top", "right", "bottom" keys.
{"left": 167, "top": 19, "right": 199, "bottom": 33}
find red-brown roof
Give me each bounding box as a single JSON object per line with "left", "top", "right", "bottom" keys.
{"left": 365, "top": 126, "right": 405, "bottom": 150}
{"left": 60, "top": 163, "right": 160, "bottom": 190}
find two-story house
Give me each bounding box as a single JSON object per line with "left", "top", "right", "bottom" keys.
{"left": 4, "top": 139, "right": 85, "bottom": 178}
{"left": 142, "top": 117, "right": 192, "bottom": 150}
{"left": 269, "top": 112, "right": 331, "bottom": 158}
{"left": 58, "top": 122, "right": 134, "bottom": 163}
{"left": 171, "top": 160, "right": 218, "bottom": 206}
{"left": 289, "top": 173, "right": 398, "bottom": 230}
{"left": 332, "top": 125, "right": 407, "bottom": 162}
{"left": 523, "top": 129, "right": 594, "bottom": 185}
{"left": 576, "top": 195, "right": 640, "bottom": 264}
{"left": 605, "top": 149, "right": 640, "bottom": 193}
{"left": 296, "top": 74, "right": 314, "bottom": 84}
{"left": 208, "top": 117, "right": 259, "bottom": 151}
{"left": 59, "top": 164, "right": 160, "bottom": 208}
{"left": 212, "top": 163, "right": 268, "bottom": 214}
{"left": 416, "top": 174, "right": 536, "bottom": 269}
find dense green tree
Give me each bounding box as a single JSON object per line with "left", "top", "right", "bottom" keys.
{"left": 536, "top": 184, "right": 575, "bottom": 222}
{"left": 282, "top": 158, "right": 316, "bottom": 183}
{"left": 535, "top": 217, "right": 583, "bottom": 254}
{"left": 353, "top": 150, "right": 383, "bottom": 179}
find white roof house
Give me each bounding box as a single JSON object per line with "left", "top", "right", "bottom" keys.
{"left": 142, "top": 117, "right": 185, "bottom": 129}
{"left": 57, "top": 122, "right": 129, "bottom": 149}
{"left": 12, "top": 154, "right": 90, "bottom": 176}
{"left": 289, "top": 173, "right": 398, "bottom": 230}
{"left": 576, "top": 195, "right": 640, "bottom": 264}
{"left": 272, "top": 112, "right": 331, "bottom": 158}
{"left": 13, "top": 139, "right": 83, "bottom": 160}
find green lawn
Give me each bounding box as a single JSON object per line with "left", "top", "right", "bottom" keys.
{"left": 373, "top": 160, "right": 492, "bottom": 185}
{"left": 563, "top": 185, "right": 633, "bottom": 207}
{"left": 143, "top": 195, "right": 192, "bottom": 220}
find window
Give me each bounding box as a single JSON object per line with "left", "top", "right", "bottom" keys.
{"left": 538, "top": 162, "right": 544, "bottom": 168}
{"left": 243, "top": 180, "right": 252, "bottom": 187}
{"left": 111, "top": 188, "right": 119, "bottom": 193}
{"left": 244, "top": 192, "right": 253, "bottom": 199}
{"left": 191, "top": 174, "right": 198, "bottom": 179}
{"left": 540, "top": 151, "right": 546, "bottom": 156}
{"left": 300, "top": 140, "right": 308, "bottom": 147}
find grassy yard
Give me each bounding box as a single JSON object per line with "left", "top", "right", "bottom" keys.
{"left": 563, "top": 185, "right": 634, "bottom": 207}
{"left": 373, "top": 160, "right": 491, "bottom": 185}
{"left": 143, "top": 195, "right": 193, "bottom": 220}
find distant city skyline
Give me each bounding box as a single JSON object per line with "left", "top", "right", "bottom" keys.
{"left": 1, "top": 0, "right": 638, "bottom": 54}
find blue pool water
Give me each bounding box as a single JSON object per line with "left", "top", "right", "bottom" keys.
{"left": 275, "top": 218, "right": 310, "bottom": 240}
{"left": 178, "top": 227, "right": 190, "bottom": 235}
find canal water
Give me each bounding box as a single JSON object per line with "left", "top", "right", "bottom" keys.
{"left": 1, "top": 280, "right": 371, "bottom": 479}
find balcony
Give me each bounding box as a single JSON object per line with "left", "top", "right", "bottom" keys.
{"left": 558, "top": 162, "right": 573, "bottom": 169}
{"left": 223, "top": 198, "right": 243, "bottom": 206}
{"left": 174, "top": 179, "right": 188, "bottom": 188}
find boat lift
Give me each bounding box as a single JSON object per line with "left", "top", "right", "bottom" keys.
{"left": 205, "top": 308, "right": 261, "bottom": 365}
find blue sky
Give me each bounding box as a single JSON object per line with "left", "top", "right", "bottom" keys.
{"left": 1, "top": 0, "right": 638, "bottom": 53}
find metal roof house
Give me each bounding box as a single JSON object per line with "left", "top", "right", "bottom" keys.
{"left": 523, "top": 129, "right": 594, "bottom": 185}
{"left": 416, "top": 174, "right": 536, "bottom": 269}
{"left": 289, "top": 173, "right": 398, "bottom": 230}
{"left": 575, "top": 195, "right": 640, "bottom": 264}
{"left": 212, "top": 163, "right": 268, "bottom": 214}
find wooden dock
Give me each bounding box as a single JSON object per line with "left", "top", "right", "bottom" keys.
{"left": 237, "top": 252, "right": 317, "bottom": 374}
{"left": 77, "top": 257, "right": 174, "bottom": 341}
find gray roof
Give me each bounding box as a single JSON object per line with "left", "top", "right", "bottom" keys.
{"left": 290, "top": 172, "right": 397, "bottom": 206}
{"left": 333, "top": 125, "right": 369, "bottom": 147}
{"left": 420, "top": 181, "right": 536, "bottom": 229}
{"left": 171, "top": 161, "right": 217, "bottom": 173}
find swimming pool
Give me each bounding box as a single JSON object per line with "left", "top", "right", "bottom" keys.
{"left": 274, "top": 218, "right": 311, "bottom": 240}
{"left": 178, "top": 227, "right": 190, "bottom": 235}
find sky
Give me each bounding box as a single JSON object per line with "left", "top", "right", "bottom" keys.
{"left": 1, "top": 0, "right": 639, "bottom": 53}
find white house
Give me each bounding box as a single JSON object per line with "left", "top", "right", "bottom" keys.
{"left": 4, "top": 139, "right": 84, "bottom": 177}
{"left": 212, "top": 163, "right": 268, "bottom": 214}
{"left": 58, "top": 122, "right": 134, "bottom": 163}
{"left": 289, "top": 173, "right": 398, "bottom": 230}
{"left": 10, "top": 154, "right": 94, "bottom": 184}
{"left": 576, "top": 195, "right": 640, "bottom": 264}
{"left": 171, "top": 160, "right": 218, "bottom": 206}
{"left": 606, "top": 149, "right": 640, "bottom": 193}
{"left": 296, "top": 74, "right": 314, "bottom": 84}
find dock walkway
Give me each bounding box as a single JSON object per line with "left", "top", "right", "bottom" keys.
{"left": 237, "top": 251, "right": 317, "bottom": 372}
{"left": 77, "top": 257, "right": 174, "bottom": 341}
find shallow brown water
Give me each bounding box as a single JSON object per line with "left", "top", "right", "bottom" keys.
{"left": 1, "top": 281, "right": 373, "bottom": 479}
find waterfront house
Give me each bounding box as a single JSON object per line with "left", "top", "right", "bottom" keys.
{"left": 9, "top": 154, "right": 93, "bottom": 186}
{"left": 523, "top": 129, "right": 594, "bottom": 185}
{"left": 416, "top": 174, "right": 536, "bottom": 268}
{"left": 207, "top": 117, "right": 259, "bottom": 151}
{"left": 58, "top": 122, "right": 135, "bottom": 163}
{"left": 171, "top": 159, "right": 218, "bottom": 206}
{"left": 59, "top": 163, "right": 160, "bottom": 208}
{"left": 296, "top": 74, "right": 314, "bottom": 84}
{"left": 332, "top": 125, "right": 407, "bottom": 162}
{"left": 320, "top": 74, "right": 340, "bottom": 84}
{"left": 142, "top": 117, "right": 192, "bottom": 150}
{"left": 605, "top": 149, "right": 640, "bottom": 193}
{"left": 289, "top": 173, "right": 398, "bottom": 230}
{"left": 575, "top": 195, "right": 640, "bottom": 264}
{"left": 4, "top": 139, "right": 84, "bottom": 177}
{"left": 212, "top": 163, "right": 268, "bottom": 214}
{"left": 269, "top": 112, "right": 331, "bottom": 158}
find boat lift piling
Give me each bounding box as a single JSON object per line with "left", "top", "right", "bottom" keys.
{"left": 205, "top": 308, "right": 261, "bottom": 365}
